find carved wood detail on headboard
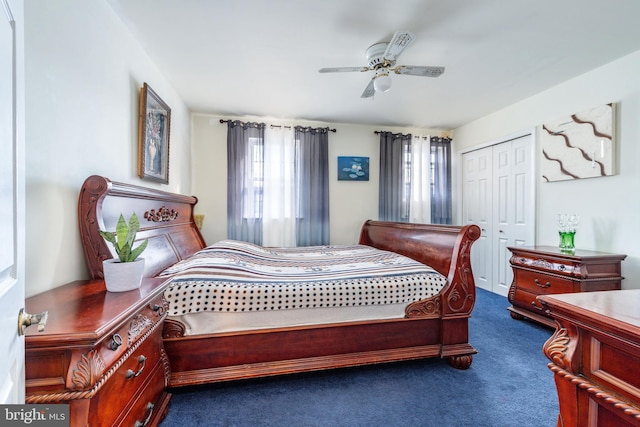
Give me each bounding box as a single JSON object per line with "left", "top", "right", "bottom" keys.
{"left": 144, "top": 206, "right": 179, "bottom": 222}
{"left": 78, "top": 175, "right": 206, "bottom": 280}
{"left": 78, "top": 176, "right": 113, "bottom": 280}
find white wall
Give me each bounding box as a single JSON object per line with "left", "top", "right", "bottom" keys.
{"left": 191, "top": 114, "right": 447, "bottom": 246}
{"left": 24, "top": 0, "right": 192, "bottom": 297}
{"left": 454, "top": 49, "right": 640, "bottom": 289}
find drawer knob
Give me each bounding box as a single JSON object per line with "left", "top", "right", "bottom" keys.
{"left": 530, "top": 301, "right": 543, "bottom": 311}
{"left": 126, "top": 355, "right": 147, "bottom": 379}
{"left": 534, "top": 278, "right": 551, "bottom": 288}
{"left": 109, "top": 333, "right": 123, "bottom": 351}
{"left": 150, "top": 302, "right": 165, "bottom": 316}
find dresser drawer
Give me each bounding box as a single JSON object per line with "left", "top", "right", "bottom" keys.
{"left": 88, "top": 328, "right": 166, "bottom": 426}
{"left": 99, "top": 294, "right": 166, "bottom": 370}
{"left": 509, "top": 254, "right": 581, "bottom": 278}
{"left": 512, "top": 289, "right": 550, "bottom": 315}
{"left": 513, "top": 269, "right": 574, "bottom": 295}
{"left": 115, "top": 362, "right": 168, "bottom": 427}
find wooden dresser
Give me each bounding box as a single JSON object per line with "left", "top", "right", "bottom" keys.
{"left": 25, "top": 278, "right": 171, "bottom": 427}
{"left": 507, "top": 246, "right": 626, "bottom": 327}
{"left": 538, "top": 290, "right": 640, "bottom": 427}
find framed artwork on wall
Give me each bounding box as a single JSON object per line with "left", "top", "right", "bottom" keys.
{"left": 540, "top": 103, "right": 615, "bottom": 182}
{"left": 338, "top": 156, "right": 369, "bottom": 181}
{"left": 138, "top": 82, "right": 171, "bottom": 184}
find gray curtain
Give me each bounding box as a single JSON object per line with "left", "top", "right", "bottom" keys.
{"left": 430, "top": 136, "right": 452, "bottom": 224}
{"left": 295, "top": 126, "right": 329, "bottom": 246}
{"left": 379, "top": 132, "right": 412, "bottom": 222}
{"left": 227, "top": 120, "right": 265, "bottom": 244}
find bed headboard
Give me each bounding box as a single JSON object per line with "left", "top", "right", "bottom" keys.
{"left": 78, "top": 175, "right": 207, "bottom": 280}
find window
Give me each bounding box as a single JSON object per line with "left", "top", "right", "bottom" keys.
{"left": 401, "top": 142, "right": 412, "bottom": 222}
{"left": 227, "top": 121, "right": 329, "bottom": 246}
{"left": 378, "top": 132, "right": 412, "bottom": 222}
{"left": 243, "top": 137, "right": 263, "bottom": 219}
{"left": 379, "top": 133, "right": 451, "bottom": 224}
{"left": 430, "top": 137, "right": 452, "bottom": 224}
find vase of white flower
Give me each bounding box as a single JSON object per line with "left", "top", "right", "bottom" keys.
{"left": 557, "top": 214, "right": 579, "bottom": 252}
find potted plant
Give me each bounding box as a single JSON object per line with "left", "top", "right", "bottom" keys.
{"left": 99, "top": 212, "right": 148, "bottom": 292}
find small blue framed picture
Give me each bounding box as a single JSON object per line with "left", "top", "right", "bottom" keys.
{"left": 337, "top": 156, "right": 369, "bottom": 181}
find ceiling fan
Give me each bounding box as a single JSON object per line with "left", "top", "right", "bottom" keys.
{"left": 319, "top": 31, "right": 445, "bottom": 98}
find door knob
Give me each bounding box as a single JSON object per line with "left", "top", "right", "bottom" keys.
{"left": 18, "top": 308, "right": 49, "bottom": 336}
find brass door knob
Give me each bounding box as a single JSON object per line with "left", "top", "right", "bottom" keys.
{"left": 18, "top": 308, "right": 49, "bottom": 335}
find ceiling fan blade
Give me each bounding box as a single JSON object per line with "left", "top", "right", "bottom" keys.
{"left": 383, "top": 31, "right": 416, "bottom": 63}
{"left": 361, "top": 79, "right": 375, "bottom": 98}
{"left": 393, "top": 65, "right": 445, "bottom": 77}
{"left": 319, "top": 66, "right": 371, "bottom": 73}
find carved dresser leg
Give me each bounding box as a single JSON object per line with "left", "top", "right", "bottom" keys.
{"left": 448, "top": 354, "right": 473, "bottom": 370}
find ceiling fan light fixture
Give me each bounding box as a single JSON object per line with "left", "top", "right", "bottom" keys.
{"left": 319, "top": 31, "right": 440, "bottom": 99}
{"left": 373, "top": 69, "right": 392, "bottom": 93}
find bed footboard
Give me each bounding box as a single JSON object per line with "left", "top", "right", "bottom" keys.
{"left": 359, "top": 220, "right": 481, "bottom": 317}
{"left": 359, "top": 220, "right": 481, "bottom": 368}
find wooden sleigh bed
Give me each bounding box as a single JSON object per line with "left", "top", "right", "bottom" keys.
{"left": 78, "top": 175, "right": 481, "bottom": 388}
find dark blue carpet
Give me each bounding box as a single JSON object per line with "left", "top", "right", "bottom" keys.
{"left": 160, "top": 289, "right": 558, "bottom": 426}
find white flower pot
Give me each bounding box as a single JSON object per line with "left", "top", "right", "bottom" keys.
{"left": 102, "top": 258, "right": 145, "bottom": 292}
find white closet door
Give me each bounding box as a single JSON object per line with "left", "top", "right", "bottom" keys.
{"left": 462, "top": 146, "right": 493, "bottom": 292}
{"left": 462, "top": 131, "right": 535, "bottom": 296}
{"left": 492, "top": 134, "right": 535, "bottom": 296}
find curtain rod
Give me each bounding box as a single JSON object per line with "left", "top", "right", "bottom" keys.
{"left": 374, "top": 130, "right": 451, "bottom": 141}
{"left": 374, "top": 130, "right": 428, "bottom": 139}
{"left": 220, "top": 119, "right": 336, "bottom": 133}
{"left": 374, "top": 130, "right": 416, "bottom": 135}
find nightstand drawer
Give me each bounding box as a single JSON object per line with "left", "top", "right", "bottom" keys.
{"left": 512, "top": 289, "right": 549, "bottom": 314}
{"left": 99, "top": 294, "right": 166, "bottom": 374}
{"left": 115, "top": 362, "right": 169, "bottom": 427}
{"left": 510, "top": 255, "right": 578, "bottom": 278}
{"left": 513, "top": 269, "right": 574, "bottom": 295}
{"left": 91, "top": 328, "right": 166, "bottom": 426}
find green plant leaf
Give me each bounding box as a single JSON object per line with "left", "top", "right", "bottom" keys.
{"left": 100, "top": 212, "right": 147, "bottom": 262}
{"left": 115, "top": 214, "right": 128, "bottom": 250}
{"left": 129, "top": 239, "right": 148, "bottom": 262}
{"left": 99, "top": 231, "right": 117, "bottom": 246}
{"left": 120, "top": 245, "right": 131, "bottom": 262}
{"left": 126, "top": 213, "right": 141, "bottom": 248}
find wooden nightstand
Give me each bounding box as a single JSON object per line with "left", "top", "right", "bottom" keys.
{"left": 24, "top": 278, "right": 171, "bottom": 427}
{"left": 539, "top": 290, "right": 640, "bottom": 426}
{"left": 507, "top": 246, "right": 626, "bottom": 328}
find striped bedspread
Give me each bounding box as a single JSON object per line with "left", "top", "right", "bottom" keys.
{"left": 159, "top": 240, "right": 447, "bottom": 316}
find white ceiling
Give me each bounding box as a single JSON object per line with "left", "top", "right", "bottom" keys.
{"left": 108, "top": 0, "right": 640, "bottom": 129}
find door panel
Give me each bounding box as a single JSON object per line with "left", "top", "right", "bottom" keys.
{"left": 493, "top": 143, "right": 512, "bottom": 296}
{"left": 0, "top": 0, "right": 25, "bottom": 404}
{"left": 492, "top": 135, "right": 535, "bottom": 296}
{"left": 462, "top": 147, "right": 492, "bottom": 292}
